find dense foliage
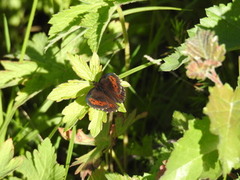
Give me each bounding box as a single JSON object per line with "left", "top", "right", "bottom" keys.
{"left": 0, "top": 0, "right": 240, "bottom": 179}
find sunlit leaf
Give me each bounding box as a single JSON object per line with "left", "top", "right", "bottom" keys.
{"left": 62, "top": 96, "right": 88, "bottom": 130}
{"left": 200, "top": 1, "right": 240, "bottom": 51}
{"left": 67, "top": 53, "right": 93, "bottom": 81}
{"left": 17, "top": 138, "right": 65, "bottom": 179}
{"left": 161, "top": 118, "right": 220, "bottom": 180}
{"left": 0, "top": 139, "right": 23, "bottom": 178}
{"left": 88, "top": 108, "right": 107, "bottom": 137}
{"left": 204, "top": 84, "right": 240, "bottom": 175}
{"left": 47, "top": 80, "right": 90, "bottom": 102}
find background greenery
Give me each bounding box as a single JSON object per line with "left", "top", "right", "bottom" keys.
{"left": 0, "top": 0, "right": 239, "bottom": 179}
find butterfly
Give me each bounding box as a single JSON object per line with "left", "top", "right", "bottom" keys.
{"left": 86, "top": 73, "right": 126, "bottom": 113}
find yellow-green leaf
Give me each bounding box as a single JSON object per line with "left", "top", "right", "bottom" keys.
{"left": 62, "top": 96, "right": 88, "bottom": 130}
{"left": 47, "top": 80, "right": 90, "bottom": 102}
{"left": 204, "top": 84, "right": 240, "bottom": 175}
{"left": 67, "top": 53, "right": 93, "bottom": 81}
{"left": 88, "top": 108, "right": 107, "bottom": 137}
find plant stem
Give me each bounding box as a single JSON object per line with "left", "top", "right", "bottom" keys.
{"left": 116, "top": 5, "right": 130, "bottom": 171}
{"left": 19, "top": 0, "right": 38, "bottom": 62}
{"left": 111, "top": 149, "right": 124, "bottom": 174}
{"left": 3, "top": 14, "right": 11, "bottom": 53}
{"left": 207, "top": 69, "right": 223, "bottom": 87}
{"left": 116, "top": 5, "right": 130, "bottom": 71}
{"left": 64, "top": 126, "right": 76, "bottom": 179}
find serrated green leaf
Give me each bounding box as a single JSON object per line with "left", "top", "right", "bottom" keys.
{"left": 62, "top": 96, "right": 88, "bottom": 130}
{"left": 17, "top": 138, "right": 65, "bottom": 180}
{"left": 0, "top": 139, "right": 23, "bottom": 178}
{"left": 199, "top": 1, "right": 240, "bottom": 51}
{"left": 90, "top": 52, "right": 102, "bottom": 79}
{"left": 161, "top": 118, "right": 220, "bottom": 180}
{"left": 204, "top": 84, "right": 240, "bottom": 175}
{"left": 88, "top": 108, "right": 107, "bottom": 137}
{"left": 81, "top": 5, "right": 116, "bottom": 52}
{"left": 48, "top": 4, "right": 98, "bottom": 38}
{"left": 67, "top": 53, "right": 93, "bottom": 81}
{"left": 47, "top": 80, "right": 90, "bottom": 102}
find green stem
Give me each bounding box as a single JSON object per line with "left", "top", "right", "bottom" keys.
{"left": 3, "top": 14, "right": 11, "bottom": 53}
{"left": 19, "top": 0, "right": 39, "bottom": 62}
{"left": 116, "top": 5, "right": 131, "bottom": 171}
{"left": 116, "top": 5, "right": 130, "bottom": 71}
{"left": 111, "top": 149, "right": 124, "bottom": 174}
{"left": 64, "top": 126, "right": 76, "bottom": 179}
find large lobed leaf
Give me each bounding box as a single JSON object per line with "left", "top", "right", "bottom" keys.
{"left": 200, "top": 0, "right": 240, "bottom": 51}
{"left": 17, "top": 138, "right": 65, "bottom": 179}
{"left": 161, "top": 118, "right": 221, "bottom": 180}
{"left": 204, "top": 84, "right": 240, "bottom": 175}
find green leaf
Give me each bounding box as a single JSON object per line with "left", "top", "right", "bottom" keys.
{"left": 48, "top": 2, "right": 116, "bottom": 53}
{"left": 62, "top": 96, "right": 88, "bottom": 130}
{"left": 88, "top": 108, "right": 107, "bottom": 137}
{"left": 200, "top": 1, "right": 240, "bottom": 51}
{"left": 159, "top": 44, "right": 188, "bottom": 71}
{"left": 81, "top": 5, "right": 116, "bottom": 52}
{"left": 48, "top": 4, "right": 98, "bottom": 38}
{"left": 204, "top": 84, "right": 240, "bottom": 175}
{"left": 47, "top": 80, "right": 90, "bottom": 102}
{"left": 67, "top": 53, "right": 93, "bottom": 81}
{"left": 0, "top": 61, "right": 38, "bottom": 89}
{"left": 161, "top": 118, "right": 221, "bottom": 180}
{"left": 0, "top": 139, "right": 23, "bottom": 178}
{"left": 17, "top": 138, "right": 65, "bottom": 180}
{"left": 89, "top": 52, "right": 102, "bottom": 79}
{"left": 172, "top": 111, "right": 194, "bottom": 133}
{"left": 129, "top": 135, "right": 152, "bottom": 157}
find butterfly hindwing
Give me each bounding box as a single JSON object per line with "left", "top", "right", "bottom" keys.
{"left": 86, "top": 88, "right": 118, "bottom": 112}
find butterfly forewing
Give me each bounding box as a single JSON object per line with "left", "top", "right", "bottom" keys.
{"left": 99, "top": 73, "right": 125, "bottom": 103}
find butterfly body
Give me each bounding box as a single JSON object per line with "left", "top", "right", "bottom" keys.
{"left": 86, "top": 73, "right": 125, "bottom": 112}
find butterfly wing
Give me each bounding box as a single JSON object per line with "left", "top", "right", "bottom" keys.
{"left": 99, "top": 73, "right": 125, "bottom": 103}
{"left": 86, "top": 88, "right": 118, "bottom": 112}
